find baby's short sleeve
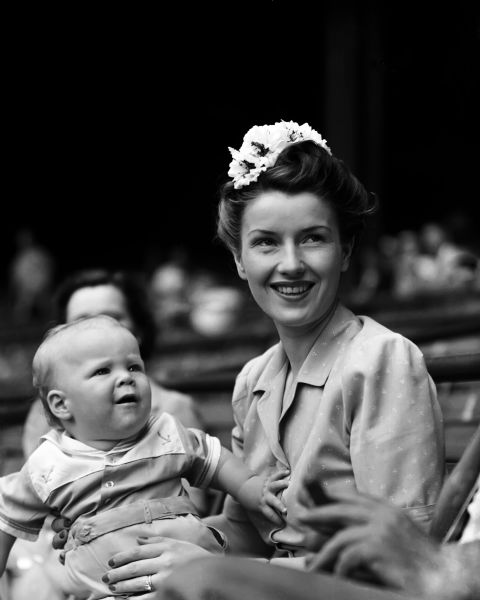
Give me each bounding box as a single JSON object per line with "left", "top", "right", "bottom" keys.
{"left": 180, "top": 426, "right": 222, "bottom": 489}
{"left": 0, "top": 462, "right": 48, "bottom": 541}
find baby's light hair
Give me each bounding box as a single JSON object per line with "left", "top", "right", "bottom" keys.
{"left": 32, "top": 315, "right": 124, "bottom": 429}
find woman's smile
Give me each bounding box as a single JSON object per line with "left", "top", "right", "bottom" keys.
{"left": 270, "top": 281, "right": 315, "bottom": 299}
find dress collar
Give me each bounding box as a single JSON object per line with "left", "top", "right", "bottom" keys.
{"left": 253, "top": 303, "right": 356, "bottom": 394}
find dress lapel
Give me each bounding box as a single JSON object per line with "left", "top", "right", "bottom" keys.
{"left": 255, "top": 347, "right": 290, "bottom": 466}
{"left": 254, "top": 304, "right": 357, "bottom": 466}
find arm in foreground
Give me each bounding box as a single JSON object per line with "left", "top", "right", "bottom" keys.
{"left": 297, "top": 489, "right": 480, "bottom": 600}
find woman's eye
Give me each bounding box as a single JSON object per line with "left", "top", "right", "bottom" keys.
{"left": 302, "top": 234, "right": 322, "bottom": 244}
{"left": 254, "top": 238, "right": 275, "bottom": 247}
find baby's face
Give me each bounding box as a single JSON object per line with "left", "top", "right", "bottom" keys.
{"left": 53, "top": 322, "right": 151, "bottom": 447}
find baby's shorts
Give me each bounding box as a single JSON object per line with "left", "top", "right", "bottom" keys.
{"left": 62, "top": 496, "right": 227, "bottom": 600}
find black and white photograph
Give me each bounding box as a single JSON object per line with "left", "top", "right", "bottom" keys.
{"left": 1, "top": 3, "right": 479, "bottom": 599}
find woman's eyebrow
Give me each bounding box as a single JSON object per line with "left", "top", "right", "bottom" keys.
{"left": 302, "top": 225, "right": 332, "bottom": 232}
{"left": 247, "top": 228, "right": 275, "bottom": 235}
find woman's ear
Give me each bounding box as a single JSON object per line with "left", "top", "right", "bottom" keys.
{"left": 234, "top": 254, "right": 248, "bottom": 281}
{"left": 341, "top": 240, "right": 354, "bottom": 272}
{"left": 47, "top": 390, "right": 73, "bottom": 421}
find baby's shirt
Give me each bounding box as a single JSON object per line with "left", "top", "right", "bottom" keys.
{"left": 0, "top": 413, "right": 221, "bottom": 541}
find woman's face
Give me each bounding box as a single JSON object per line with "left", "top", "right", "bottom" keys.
{"left": 235, "top": 191, "right": 351, "bottom": 335}
{"left": 65, "top": 285, "right": 136, "bottom": 333}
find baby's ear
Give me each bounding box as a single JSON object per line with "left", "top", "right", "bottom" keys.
{"left": 47, "top": 390, "right": 73, "bottom": 421}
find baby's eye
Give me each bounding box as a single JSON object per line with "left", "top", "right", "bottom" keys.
{"left": 128, "top": 363, "right": 144, "bottom": 373}
{"left": 93, "top": 367, "right": 110, "bottom": 376}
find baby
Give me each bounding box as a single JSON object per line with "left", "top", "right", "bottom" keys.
{"left": 0, "top": 315, "right": 287, "bottom": 599}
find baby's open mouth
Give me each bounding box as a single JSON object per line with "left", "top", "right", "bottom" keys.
{"left": 115, "top": 394, "right": 137, "bottom": 404}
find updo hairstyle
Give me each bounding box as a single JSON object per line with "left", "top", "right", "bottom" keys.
{"left": 217, "top": 141, "right": 377, "bottom": 255}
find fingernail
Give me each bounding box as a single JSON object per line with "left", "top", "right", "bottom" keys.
{"left": 108, "top": 559, "right": 115, "bottom": 567}
{"left": 108, "top": 585, "right": 116, "bottom": 592}
{"left": 102, "top": 575, "right": 109, "bottom": 583}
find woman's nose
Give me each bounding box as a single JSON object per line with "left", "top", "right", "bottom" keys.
{"left": 278, "top": 243, "right": 305, "bottom": 275}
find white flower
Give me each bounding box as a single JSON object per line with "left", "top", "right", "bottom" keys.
{"left": 228, "top": 121, "right": 331, "bottom": 189}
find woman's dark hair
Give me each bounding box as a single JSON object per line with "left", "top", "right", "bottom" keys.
{"left": 217, "top": 140, "right": 378, "bottom": 254}
{"left": 53, "top": 269, "right": 157, "bottom": 360}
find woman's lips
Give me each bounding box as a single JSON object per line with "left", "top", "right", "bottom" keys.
{"left": 270, "top": 282, "right": 314, "bottom": 296}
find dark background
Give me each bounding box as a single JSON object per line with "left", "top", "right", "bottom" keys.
{"left": 2, "top": 2, "right": 479, "bottom": 285}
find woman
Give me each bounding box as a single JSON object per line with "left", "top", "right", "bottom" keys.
{"left": 84, "top": 122, "right": 444, "bottom": 595}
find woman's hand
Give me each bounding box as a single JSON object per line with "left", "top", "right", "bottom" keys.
{"left": 102, "top": 515, "right": 223, "bottom": 598}
{"left": 49, "top": 515, "right": 72, "bottom": 565}
{"left": 103, "top": 536, "right": 213, "bottom": 598}
{"left": 50, "top": 515, "right": 71, "bottom": 551}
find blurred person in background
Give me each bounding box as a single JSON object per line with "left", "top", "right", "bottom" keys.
{"left": 8, "top": 227, "right": 55, "bottom": 324}
{"left": 391, "top": 229, "right": 421, "bottom": 299}
{"left": 149, "top": 253, "right": 192, "bottom": 336}
{"left": 391, "top": 221, "right": 479, "bottom": 299}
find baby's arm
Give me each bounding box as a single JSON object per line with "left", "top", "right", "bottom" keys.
{"left": 0, "top": 530, "right": 15, "bottom": 575}
{"left": 211, "top": 447, "right": 288, "bottom": 525}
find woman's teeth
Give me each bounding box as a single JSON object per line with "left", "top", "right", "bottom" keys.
{"left": 274, "top": 284, "right": 312, "bottom": 295}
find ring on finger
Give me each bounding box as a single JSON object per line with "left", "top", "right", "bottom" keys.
{"left": 144, "top": 574, "right": 154, "bottom": 592}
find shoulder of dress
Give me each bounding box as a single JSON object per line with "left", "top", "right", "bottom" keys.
{"left": 345, "top": 315, "right": 423, "bottom": 363}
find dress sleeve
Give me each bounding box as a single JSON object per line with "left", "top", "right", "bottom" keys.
{"left": 0, "top": 461, "right": 48, "bottom": 541}
{"left": 345, "top": 333, "right": 445, "bottom": 529}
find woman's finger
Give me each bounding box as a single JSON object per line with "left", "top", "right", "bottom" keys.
{"left": 306, "top": 526, "right": 366, "bottom": 572}
{"left": 137, "top": 535, "right": 168, "bottom": 545}
{"left": 51, "top": 529, "right": 69, "bottom": 550}
{"left": 107, "top": 571, "right": 166, "bottom": 596}
{"left": 105, "top": 556, "right": 164, "bottom": 585}
{"left": 108, "top": 542, "right": 168, "bottom": 568}
{"left": 50, "top": 516, "right": 71, "bottom": 533}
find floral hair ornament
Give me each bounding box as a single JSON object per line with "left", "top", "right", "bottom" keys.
{"left": 228, "top": 120, "right": 331, "bottom": 189}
